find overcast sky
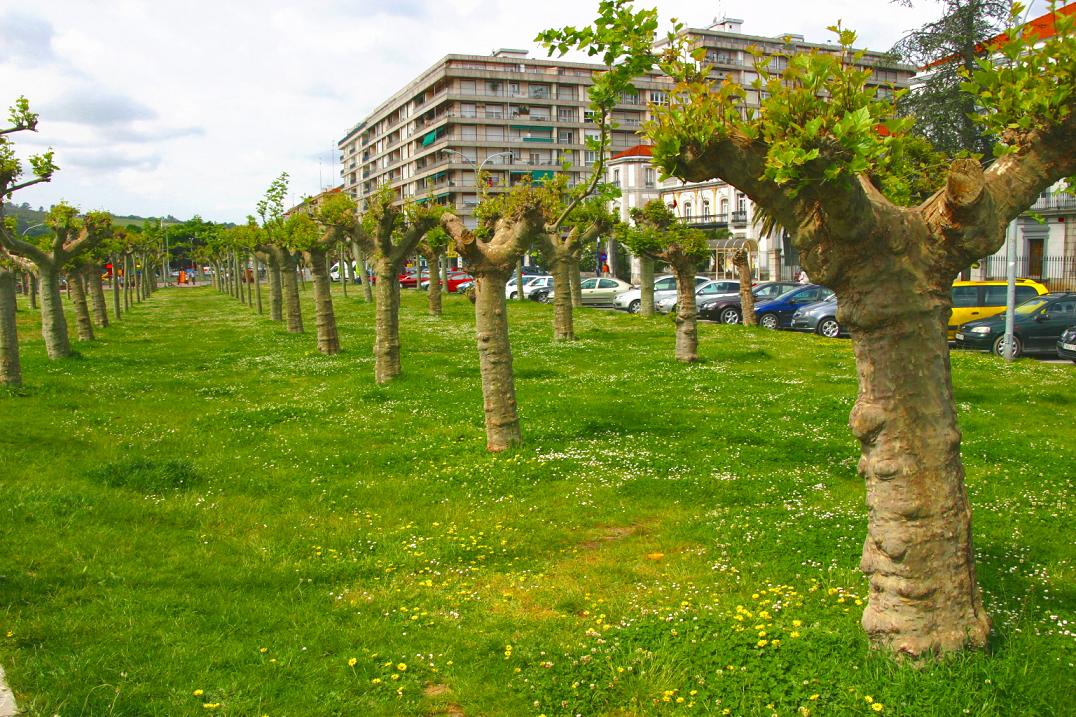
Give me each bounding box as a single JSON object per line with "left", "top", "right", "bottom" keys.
{"left": 0, "top": 0, "right": 1052, "bottom": 223}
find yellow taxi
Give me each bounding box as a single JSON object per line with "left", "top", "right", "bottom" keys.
{"left": 949, "top": 279, "right": 1050, "bottom": 339}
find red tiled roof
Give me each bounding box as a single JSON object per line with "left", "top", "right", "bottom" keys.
{"left": 612, "top": 144, "right": 653, "bottom": 160}
{"left": 922, "top": 3, "right": 1075, "bottom": 69}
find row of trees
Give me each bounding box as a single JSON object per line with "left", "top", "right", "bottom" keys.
{"left": 0, "top": 98, "right": 172, "bottom": 387}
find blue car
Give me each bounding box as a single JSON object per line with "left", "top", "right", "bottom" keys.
{"left": 754, "top": 284, "right": 834, "bottom": 329}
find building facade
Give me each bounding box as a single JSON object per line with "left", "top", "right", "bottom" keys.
{"left": 337, "top": 49, "right": 670, "bottom": 230}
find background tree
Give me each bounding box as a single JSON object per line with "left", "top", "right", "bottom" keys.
{"left": 258, "top": 173, "right": 303, "bottom": 333}
{"left": 65, "top": 252, "right": 97, "bottom": 342}
{"left": 285, "top": 193, "right": 356, "bottom": 354}
{"left": 732, "top": 246, "right": 756, "bottom": 325}
{"left": 538, "top": 188, "right": 617, "bottom": 341}
{"left": 621, "top": 200, "right": 710, "bottom": 361}
{"left": 360, "top": 186, "right": 442, "bottom": 383}
{"left": 546, "top": 1, "right": 1075, "bottom": 656}
{"left": 891, "top": 0, "right": 1011, "bottom": 157}
{"left": 418, "top": 226, "right": 451, "bottom": 316}
{"left": 0, "top": 204, "right": 112, "bottom": 358}
{"left": 0, "top": 96, "right": 57, "bottom": 383}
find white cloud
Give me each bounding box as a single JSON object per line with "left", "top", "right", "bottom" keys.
{"left": 0, "top": 0, "right": 1056, "bottom": 222}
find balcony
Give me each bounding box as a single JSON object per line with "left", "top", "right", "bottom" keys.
{"left": 731, "top": 210, "right": 748, "bottom": 226}
{"left": 681, "top": 213, "right": 729, "bottom": 229}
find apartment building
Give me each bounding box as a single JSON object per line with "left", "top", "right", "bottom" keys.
{"left": 338, "top": 49, "right": 670, "bottom": 230}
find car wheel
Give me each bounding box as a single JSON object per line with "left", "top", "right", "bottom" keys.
{"left": 628, "top": 299, "right": 641, "bottom": 314}
{"left": 817, "top": 318, "right": 840, "bottom": 338}
{"left": 719, "top": 307, "right": 741, "bottom": 324}
{"left": 759, "top": 313, "right": 779, "bottom": 329}
{"left": 992, "top": 334, "right": 1022, "bottom": 358}
{"left": 509, "top": 291, "right": 518, "bottom": 299}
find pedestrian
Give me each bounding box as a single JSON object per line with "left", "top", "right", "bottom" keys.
{"left": 797, "top": 269, "right": 809, "bottom": 284}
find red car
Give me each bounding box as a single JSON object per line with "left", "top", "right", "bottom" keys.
{"left": 421, "top": 271, "right": 473, "bottom": 293}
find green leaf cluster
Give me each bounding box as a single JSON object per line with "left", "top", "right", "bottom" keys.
{"left": 620, "top": 199, "right": 710, "bottom": 260}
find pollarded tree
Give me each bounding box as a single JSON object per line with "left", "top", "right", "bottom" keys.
{"left": 539, "top": 192, "right": 617, "bottom": 341}
{"left": 65, "top": 252, "right": 97, "bottom": 342}
{"left": 440, "top": 183, "right": 553, "bottom": 450}
{"left": 285, "top": 192, "right": 357, "bottom": 354}
{"left": 0, "top": 96, "right": 57, "bottom": 383}
{"left": 620, "top": 200, "right": 709, "bottom": 361}
{"left": 0, "top": 203, "right": 112, "bottom": 358}
{"left": 257, "top": 174, "right": 301, "bottom": 331}
{"left": 418, "top": 226, "right": 451, "bottom": 317}
{"left": 359, "top": 185, "right": 442, "bottom": 383}
{"left": 547, "top": 1, "right": 1076, "bottom": 655}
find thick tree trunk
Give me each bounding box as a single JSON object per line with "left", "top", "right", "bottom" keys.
{"left": 307, "top": 247, "right": 340, "bottom": 354}
{"left": 39, "top": 265, "right": 71, "bottom": 359}
{"left": 473, "top": 269, "right": 521, "bottom": 451}
{"left": 89, "top": 267, "right": 109, "bottom": 328}
{"left": 734, "top": 250, "right": 756, "bottom": 325}
{"left": 551, "top": 257, "right": 574, "bottom": 341}
{"left": 0, "top": 270, "right": 21, "bottom": 386}
{"left": 640, "top": 256, "right": 655, "bottom": 317}
{"left": 123, "top": 256, "right": 131, "bottom": 310}
{"left": 848, "top": 296, "right": 990, "bottom": 655}
{"left": 69, "top": 269, "right": 95, "bottom": 342}
{"left": 280, "top": 252, "right": 303, "bottom": 333}
{"left": 28, "top": 273, "right": 38, "bottom": 311}
{"left": 569, "top": 262, "right": 583, "bottom": 308}
{"left": 373, "top": 260, "right": 403, "bottom": 383}
{"left": 268, "top": 255, "right": 283, "bottom": 321}
{"left": 515, "top": 258, "right": 525, "bottom": 302}
{"left": 671, "top": 260, "right": 699, "bottom": 362}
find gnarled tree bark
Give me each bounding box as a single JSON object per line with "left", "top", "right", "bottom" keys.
{"left": 0, "top": 269, "right": 20, "bottom": 386}
{"left": 304, "top": 245, "right": 339, "bottom": 354}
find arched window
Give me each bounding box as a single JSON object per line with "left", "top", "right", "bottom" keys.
{"left": 684, "top": 201, "right": 693, "bottom": 218}
{"left": 702, "top": 198, "right": 711, "bottom": 218}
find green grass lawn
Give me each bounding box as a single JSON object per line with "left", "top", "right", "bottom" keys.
{"left": 1, "top": 285, "right": 1073, "bottom": 717}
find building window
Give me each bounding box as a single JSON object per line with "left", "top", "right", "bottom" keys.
{"left": 529, "top": 84, "right": 550, "bottom": 99}
{"left": 649, "top": 90, "right": 668, "bottom": 106}
{"left": 612, "top": 168, "right": 620, "bottom": 187}
{"left": 684, "top": 201, "right": 692, "bottom": 218}
{"left": 645, "top": 168, "right": 656, "bottom": 188}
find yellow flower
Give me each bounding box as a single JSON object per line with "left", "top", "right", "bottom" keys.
{"left": 397, "top": 662, "right": 407, "bottom": 671}
{"left": 872, "top": 704, "right": 884, "bottom": 712}
{"left": 348, "top": 657, "right": 358, "bottom": 667}
{"left": 259, "top": 647, "right": 268, "bottom": 654}
{"left": 757, "top": 639, "right": 768, "bottom": 647}
{"left": 193, "top": 689, "right": 204, "bottom": 697}
{"left": 865, "top": 696, "right": 874, "bottom": 704}
{"left": 372, "top": 678, "right": 382, "bottom": 684}
{"left": 809, "top": 694, "right": 819, "bottom": 701}
{"left": 391, "top": 673, "right": 400, "bottom": 681}
{"left": 203, "top": 704, "right": 220, "bottom": 710}
{"left": 792, "top": 620, "right": 802, "bottom": 627}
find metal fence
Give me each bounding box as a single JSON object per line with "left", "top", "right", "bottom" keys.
{"left": 972, "top": 255, "right": 1076, "bottom": 291}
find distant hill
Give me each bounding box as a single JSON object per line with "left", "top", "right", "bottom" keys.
{"left": 5, "top": 203, "right": 181, "bottom": 237}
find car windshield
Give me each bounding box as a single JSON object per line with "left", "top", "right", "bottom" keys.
{"left": 1014, "top": 297, "right": 1050, "bottom": 315}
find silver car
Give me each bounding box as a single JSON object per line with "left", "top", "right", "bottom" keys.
{"left": 506, "top": 275, "right": 553, "bottom": 299}
{"left": 612, "top": 275, "right": 711, "bottom": 313}
{"left": 655, "top": 279, "right": 741, "bottom": 314}
{"left": 545, "top": 277, "right": 633, "bottom": 306}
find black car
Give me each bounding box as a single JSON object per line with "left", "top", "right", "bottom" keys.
{"left": 697, "top": 281, "right": 801, "bottom": 324}
{"left": 954, "top": 292, "right": 1076, "bottom": 357}
{"left": 1058, "top": 325, "right": 1076, "bottom": 363}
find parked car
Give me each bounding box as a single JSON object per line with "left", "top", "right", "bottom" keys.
{"left": 1058, "top": 325, "right": 1076, "bottom": 363}
{"left": 329, "top": 261, "right": 365, "bottom": 283}
{"left": 506, "top": 274, "right": 553, "bottom": 299}
{"left": 545, "top": 277, "right": 633, "bottom": 306}
{"left": 420, "top": 271, "right": 474, "bottom": 293}
{"left": 512, "top": 275, "right": 553, "bottom": 299}
{"left": 948, "top": 278, "right": 1049, "bottom": 340}
{"left": 520, "top": 265, "right": 547, "bottom": 276}
{"left": 697, "top": 281, "right": 801, "bottom": 324}
{"left": 954, "top": 292, "right": 1076, "bottom": 357}
{"left": 612, "top": 275, "right": 711, "bottom": 313}
{"left": 655, "top": 279, "right": 742, "bottom": 314}
{"left": 790, "top": 297, "right": 847, "bottom": 337}
{"left": 754, "top": 284, "right": 834, "bottom": 329}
